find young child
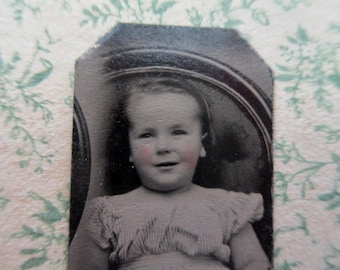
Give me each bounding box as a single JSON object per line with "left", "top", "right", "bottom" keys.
{"left": 69, "top": 77, "right": 271, "bottom": 270}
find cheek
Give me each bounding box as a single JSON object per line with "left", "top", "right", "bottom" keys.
{"left": 135, "top": 145, "right": 153, "bottom": 164}
{"left": 183, "top": 147, "right": 200, "bottom": 171}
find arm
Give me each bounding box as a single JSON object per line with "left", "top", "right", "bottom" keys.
{"left": 229, "top": 223, "right": 270, "bottom": 270}
{"left": 68, "top": 200, "right": 112, "bottom": 270}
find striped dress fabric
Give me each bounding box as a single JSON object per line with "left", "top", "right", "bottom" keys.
{"left": 84, "top": 189, "right": 263, "bottom": 269}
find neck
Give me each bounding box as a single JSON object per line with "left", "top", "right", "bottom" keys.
{"left": 137, "top": 183, "right": 198, "bottom": 200}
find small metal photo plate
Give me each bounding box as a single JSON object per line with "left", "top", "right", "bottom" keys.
{"left": 69, "top": 24, "right": 273, "bottom": 269}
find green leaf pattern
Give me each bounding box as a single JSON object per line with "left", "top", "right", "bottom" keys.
{"left": 0, "top": 188, "right": 10, "bottom": 210}
{"left": 0, "top": 42, "right": 55, "bottom": 174}
{"left": 276, "top": 26, "right": 340, "bottom": 117}
{"left": 11, "top": 192, "right": 69, "bottom": 269}
{"left": 80, "top": 0, "right": 177, "bottom": 26}
{"left": 1, "top": 0, "right": 339, "bottom": 269}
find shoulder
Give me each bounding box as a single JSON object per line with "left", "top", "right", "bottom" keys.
{"left": 199, "top": 189, "right": 265, "bottom": 238}
{"left": 193, "top": 185, "right": 227, "bottom": 197}
{"left": 196, "top": 186, "right": 262, "bottom": 203}
{"left": 206, "top": 187, "right": 229, "bottom": 198}
{"left": 226, "top": 191, "right": 264, "bottom": 220}
{"left": 202, "top": 187, "right": 263, "bottom": 204}
{"left": 88, "top": 189, "right": 140, "bottom": 212}
{"left": 197, "top": 187, "right": 264, "bottom": 220}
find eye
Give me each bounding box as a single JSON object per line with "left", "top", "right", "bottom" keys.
{"left": 173, "top": 129, "right": 187, "bottom": 135}
{"left": 139, "top": 132, "right": 153, "bottom": 139}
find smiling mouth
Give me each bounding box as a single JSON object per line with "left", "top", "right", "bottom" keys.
{"left": 155, "top": 162, "right": 178, "bottom": 167}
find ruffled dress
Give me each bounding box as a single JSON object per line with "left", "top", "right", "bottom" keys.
{"left": 83, "top": 188, "right": 263, "bottom": 270}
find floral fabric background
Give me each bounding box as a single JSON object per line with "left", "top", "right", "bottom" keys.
{"left": 0, "top": 0, "right": 339, "bottom": 269}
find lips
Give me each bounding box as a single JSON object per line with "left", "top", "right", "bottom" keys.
{"left": 155, "top": 162, "right": 178, "bottom": 167}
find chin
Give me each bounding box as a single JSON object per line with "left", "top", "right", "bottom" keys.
{"left": 146, "top": 181, "right": 190, "bottom": 193}
{"left": 149, "top": 184, "right": 179, "bottom": 193}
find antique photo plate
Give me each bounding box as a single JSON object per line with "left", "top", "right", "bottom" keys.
{"left": 70, "top": 23, "right": 273, "bottom": 266}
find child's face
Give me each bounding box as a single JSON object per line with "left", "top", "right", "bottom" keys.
{"left": 127, "top": 92, "right": 206, "bottom": 193}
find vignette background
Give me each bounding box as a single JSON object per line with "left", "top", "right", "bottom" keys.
{"left": 0, "top": 0, "right": 339, "bottom": 269}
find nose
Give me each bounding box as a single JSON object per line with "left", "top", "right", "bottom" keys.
{"left": 155, "top": 135, "right": 171, "bottom": 155}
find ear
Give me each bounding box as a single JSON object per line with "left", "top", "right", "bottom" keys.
{"left": 129, "top": 155, "right": 133, "bottom": 162}
{"left": 200, "top": 133, "right": 207, "bottom": 158}
{"left": 200, "top": 146, "right": 206, "bottom": 158}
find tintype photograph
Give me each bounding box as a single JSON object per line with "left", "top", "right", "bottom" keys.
{"left": 69, "top": 24, "right": 273, "bottom": 269}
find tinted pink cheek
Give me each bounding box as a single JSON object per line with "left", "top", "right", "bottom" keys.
{"left": 183, "top": 148, "right": 198, "bottom": 170}
{"left": 137, "top": 145, "right": 152, "bottom": 163}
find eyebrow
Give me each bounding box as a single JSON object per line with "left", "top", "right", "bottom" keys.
{"left": 132, "top": 127, "right": 154, "bottom": 133}
{"left": 170, "top": 124, "right": 186, "bottom": 129}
